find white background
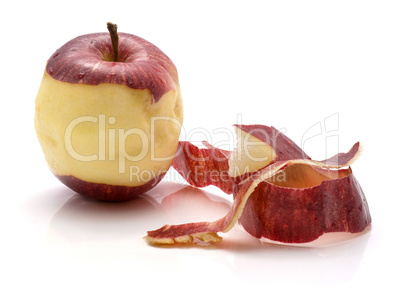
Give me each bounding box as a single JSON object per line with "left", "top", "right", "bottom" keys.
{"left": 1, "top": 0, "right": 401, "bottom": 293}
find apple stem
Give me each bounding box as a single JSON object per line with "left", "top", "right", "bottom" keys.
{"left": 107, "top": 22, "right": 119, "bottom": 62}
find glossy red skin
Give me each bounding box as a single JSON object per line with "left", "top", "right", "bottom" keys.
{"left": 234, "top": 124, "right": 310, "bottom": 161}
{"left": 238, "top": 171, "right": 371, "bottom": 243}
{"left": 46, "top": 32, "right": 178, "bottom": 103}
{"left": 172, "top": 125, "right": 312, "bottom": 192}
{"left": 172, "top": 141, "right": 234, "bottom": 194}
{"left": 56, "top": 173, "right": 166, "bottom": 202}
{"left": 147, "top": 125, "right": 370, "bottom": 245}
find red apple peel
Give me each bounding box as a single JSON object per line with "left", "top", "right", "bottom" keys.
{"left": 146, "top": 125, "right": 370, "bottom": 245}
{"left": 172, "top": 141, "right": 234, "bottom": 194}
{"left": 239, "top": 165, "right": 370, "bottom": 243}
{"left": 234, "top": 124, "right": 311, "bottom": 162}
{"left": 172, "top": 125, "right": 310, "bottom": 192}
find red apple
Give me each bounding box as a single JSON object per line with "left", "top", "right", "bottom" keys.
{"left": 35, "top": 23, "right": 183, "bottom": 201}
{"left": 146, "top": 125, "right": 371, "bottom": 245}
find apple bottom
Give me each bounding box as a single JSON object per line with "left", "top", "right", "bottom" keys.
{"left": 55, "top": 173, "right": 166, "bottom": 202}
{"left": 238, "top": 172, "right": 371, "bottom": 243}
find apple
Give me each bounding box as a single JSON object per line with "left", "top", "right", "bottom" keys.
{"left": 35, "top": 23, "right": 183, "bottom": 201}
{"left": 146, "top": 124, "right": 371, "bottom": 245}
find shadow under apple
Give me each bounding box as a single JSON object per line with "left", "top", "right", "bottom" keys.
{"left": 45, "top": 182, "right": 232, "bottom": 253}
{"left": 46, "top": 191, "right": 164, "bottom": 246}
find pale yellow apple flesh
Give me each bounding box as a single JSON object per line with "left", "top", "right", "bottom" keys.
{"left": 228, "top": 127, "right": 277, "bottom": 178}
{"left": 35, "top": 72, "right": 183, "bottom": 188}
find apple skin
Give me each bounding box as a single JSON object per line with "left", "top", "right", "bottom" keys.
{"left": 237, "top": 168, "right": 371, "bottom": 243}
{"left": 172, "top": 141, "right": 233, "bottom": 194}
{"left": 56, "top": 173, "right": 166, "bottom": 202}
{"left": 146, "top": 125, "right": 370, "bottom": 246}
{"left": 233, "top": 124, "right": 310, "bottom": 162}
{"left": 35, "top": 30, "right": 183, "bottom": 201}
{"left": 47, "top": 32, "right": 178, "bottom": 103}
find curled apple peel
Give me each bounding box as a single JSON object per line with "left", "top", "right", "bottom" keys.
{"left": 146, "top": 125, "right": 371, "bottom": 245}
{"left": 172, "top": 141, "right": 233, "bottom": 194}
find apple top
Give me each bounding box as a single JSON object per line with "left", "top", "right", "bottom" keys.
{"left": 46, "top": 33, "right": 179, "bottom": 103}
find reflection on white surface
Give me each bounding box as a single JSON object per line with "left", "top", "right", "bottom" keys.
{"left": 35, "top": 181, "right": 373, "bottom": 292}
{"left": 229, "top": 227, "right": 371, "bottom": 286}
{"left": 45, "top": 182, "right": 232, "bottom": 248}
